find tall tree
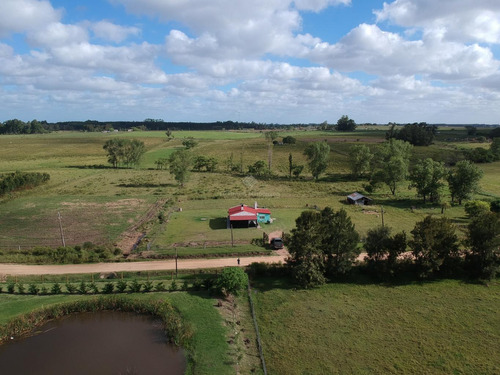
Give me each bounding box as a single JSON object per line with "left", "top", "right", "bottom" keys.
{"left": 349, "top": 144, "right": 373, "bottom": 178}
{"left": 465, "top": 212, "right": 500, "bottom": 280}
{"left": 103, "top": 139, "right": 145, "bottom": 168}
{"left": 287, "top": 210, "right": 326, "bottom": 288}
{"left": 304, "top": 141, "right": 330, "bottom": 180}
{"left": 409, "top": 158, "right": 446, "bottom": 203}
{"left": 287, "top": 207, "right": 360, "bottom": 287}
{"left": 364, "top": 226, "right": 407, "bottom": 279}
{"left": 447, "top": 160, "right": 483, "bottom": 205}
{"left": 335, "top": 115, "right": 357, "bottom": 131}
{"left": 372, "top": 139, "right": 413, "bottom": 195}
{"left": 320, "top": 207, "right": 360, "bottom": 279}
{"left": 168, "top": 149, "right": 192, "bottom": 186}
{"left": 410, "top": 216, "right": 460, "bottom": 278}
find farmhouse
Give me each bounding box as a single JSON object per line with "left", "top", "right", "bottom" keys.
{"left": 346, "top": 192, "right": 372, "bottom": 206}
{"left": 227, "top": 203, "right": 271, "bottom": 228}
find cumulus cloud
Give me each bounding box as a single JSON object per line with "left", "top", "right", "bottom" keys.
{"left": 91, "top": 21, "right": 141, "bottom": 43}
{"left": 294, "top": 0, "right": 351, "bottom": 12}
{"left": 375, "top": 0, "right": 500, "bottom": 44}
{"left": 0, "top": 0, "right": 61, "bottom": 37}
{"left": 306, "top": 23, "right": 499, "bottom": 80}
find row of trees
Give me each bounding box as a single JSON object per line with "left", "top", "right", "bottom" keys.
{"left": 0, "top": 119, "right": 48, "bottom": 134}
{"left": 0, "top": 171, "right": 50, "bottom": 196}
{"left": 287, "top": 207, "right": 500, "bottom": 288}
{"left": 349, "top": 139, "right": 484, "bottom": 203}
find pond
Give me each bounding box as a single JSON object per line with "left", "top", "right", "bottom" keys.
{"left": 0, "top": 311, "right": 186, "bottom": 375}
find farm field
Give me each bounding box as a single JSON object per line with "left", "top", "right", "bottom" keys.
{"left": 0, "top": 127, "right": 498, "bottom": 258}
{"left": 252, "top": 277, "right": 500, "bottom": 375}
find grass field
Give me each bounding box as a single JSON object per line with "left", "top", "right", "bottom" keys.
{"left": 252, "top": 277, "right": 500, "bottom": 375}
{"left": 0, "top": 128, "right": 498, "bottom": 254}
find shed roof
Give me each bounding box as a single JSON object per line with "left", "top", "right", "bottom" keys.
{"left": 347, "top": 192, "right": 371, "bottom": 201}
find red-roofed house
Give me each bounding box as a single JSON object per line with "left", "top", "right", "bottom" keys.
{"left": 227, "top": 202, "right": 271, "bottom": 228}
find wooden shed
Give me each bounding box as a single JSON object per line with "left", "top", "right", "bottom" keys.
{"left": 346, "top": 192, "right": 372, "bottom": 205}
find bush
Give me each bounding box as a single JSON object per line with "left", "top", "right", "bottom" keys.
{"left": 102, "top": 282, "right": 114, "bottom": 294}
{"left": 116, "top": 280, "right": 128, "bottom": 293}
{"left": 129, "top": 280, "right": 142, "bottom": 293}
{"left": 28, "top": 283, "right": 40, "bottom": 295}
{"left": 65, "top": 283, "right": 77, "bottom": 294}
{"left": 40, "top": 285, "right": 48, "bottom": 295}
{"left": 89, "top": 282, "right": 99, "bottom": 294}
{"left": 7, "top": 283, "right": 15, "bottom": 294}
{"left": 143, "top": 280, "right": 154, "bottom": 293}
{"left": 51, "top": 283, "right": 62, "bottom": 294}
{"left": 182, "top": 280, "right": 189, "bottom": 291}
{"left": 77, "top": 281, "right": 88, "bottom": 294}
{"left": 17, "top": 283, "right": 25, "bottom": 294}
{"left": 464, "top": 201, "right": 490, "bottom": 218}
{"left": 169, "top": 280, "right": 178, "bottom": 292}
{"left": 490, "top": 200, "right": 500, "bottom": 213}
{"left": 215, "top": 267, "right": 249, "bottom": 296}
{"left": 154, "top": 282, "right": 166, "bottom": 292}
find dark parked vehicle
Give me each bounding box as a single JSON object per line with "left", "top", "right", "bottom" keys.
{"left": 270, "top": 237, "right": 284, "bottom": 250}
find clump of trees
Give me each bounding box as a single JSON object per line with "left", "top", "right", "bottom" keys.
{"left": 335, "top": 115, "right": 357, "bottom": 131}
{"left": 386, "top": 122, "right": 437, "bottom": 146}
{"left": 287, "top": 207, "right": 360, "bottom": 288}
{"left": 0, "top": 119, "right": 48, "bottom": 134}
{"left": 103, "top": 139, "right": 146, "bottom": 168}
{"left": 168, "top": 149, "right": 193, "bottom": 186}
{"left": 0, "top": 171, "right": 50, "bottom": 196}
{"left": 193, "top": 156, "right": 218, "bottom": 172}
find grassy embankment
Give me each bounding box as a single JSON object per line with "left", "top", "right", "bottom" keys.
{"left": 252, "top": 277, "right": 500, "bottom": 375}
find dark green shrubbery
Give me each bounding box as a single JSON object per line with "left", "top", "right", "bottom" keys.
{"left": 0, "top": 171, "right": 50, "bottom": 196}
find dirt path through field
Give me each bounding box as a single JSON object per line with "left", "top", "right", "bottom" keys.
{"left": 0, "top": 253, "right": 288, "bottom": 276}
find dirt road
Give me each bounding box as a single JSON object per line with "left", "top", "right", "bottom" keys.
{"left": 0, "top": 253, "right": 288, "bottom": 276}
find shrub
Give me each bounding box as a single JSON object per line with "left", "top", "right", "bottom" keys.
{"left": 116, "top": 280, "right": 128, "bottom": 293}
{"left": 464, "top": 201, "right": 490, "bottom": 218}
{"left": 28, "top": 284, "right": 39, "bottom": 295}
{"left": 154, "top": 282, "right": 166, "bottom": 292}
{"left": 7, "top": 283, "right": 15, "bottom": 294}
{"left": 17, "top": 283, "right": 25, "bottom": 294}
{"left": 143, "top": 280, "right": 154, "bottom": 293}
{"left": 169, "top": 280, "right": 178, "bottom": 292}
{"left": 77, "top": 281, "right": 88, "bottom": 294}
{"left": 182, "top": 280, "right": 189, "bottom": 291}
{"left": 65, "top": 283, "right": 77, "bottom": 294}
{"left": 192, "top": 279, "right": 203, "bottom": 291}
{"left": 51, "top": 283, "right": 62, "bottom": 294}
{"left": 40, "top": 285, "right": 48, "bottom": 295}
{"left": 102, "top": 282, "right": 114, "bottom": 294}
{"left": 215, "top": 267, "right": 249, "bottom": 297}
{"left": 89, "top": 282, "right": 99, "bottom": 294}
{"left": 129, "top": 280, "right": 142, "bottom": 293}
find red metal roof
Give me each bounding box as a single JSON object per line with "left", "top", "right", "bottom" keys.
{"left": 228, "top": 204, "right": 271, "bottom": 221}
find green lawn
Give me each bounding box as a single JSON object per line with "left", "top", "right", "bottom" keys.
{"left": 252, "top": 278, "right": 500, "bottom": 375}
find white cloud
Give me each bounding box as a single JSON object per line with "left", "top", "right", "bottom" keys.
{"left": 91, "top": 21, "right": 140, "bottom": 43}
{"left": 375, "top": 0, "right": 500, "bottom": 44}
{"left": 306, "top": 23, "right": 499, "bottom": 80}
{"left": 27, "top": 22, "right": 88, "bottom": 47}
{"left": 294, "top": 0, "right": 350, "bottom": 12}
{"left": 0, "top": 0, "right": 61, "bottom": 37}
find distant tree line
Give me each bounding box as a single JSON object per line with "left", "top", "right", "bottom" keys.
{"left": 0, "top": 119, "right": 48, "bottom": 134}
{"left": 0, "top": 171, "right": 50, "bottom": 196}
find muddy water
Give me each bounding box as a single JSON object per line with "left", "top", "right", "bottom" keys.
{"left": 0, "top": 311, "right": 186, "bottom": 375}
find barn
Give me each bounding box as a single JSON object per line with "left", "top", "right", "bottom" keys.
{"left": 227, "top": 203, "right": 271, "bottom": 228}
{"left": 346, "top": 192, "right": 372, "bottom": 205}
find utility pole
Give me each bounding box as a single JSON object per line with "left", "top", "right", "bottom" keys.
{"left": 57, "top": 211, "right": 66, "bottom": 247}
{"left": 230, "top": 224, "right": 234, "bottom": 247}
{"left": 380, "top": 206, "right": 385, "bottom": 227}
{"left": 175, "top": 247, "right": 178, "bottom": 278}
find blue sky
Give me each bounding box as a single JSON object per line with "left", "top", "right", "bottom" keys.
{"left": 1, "top": 0, "right": 500, "bottom": 124}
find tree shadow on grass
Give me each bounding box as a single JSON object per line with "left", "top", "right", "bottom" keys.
{"left": 117, "top": 183, "right": 176, "bottom": 188}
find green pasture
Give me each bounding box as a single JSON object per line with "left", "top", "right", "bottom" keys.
{"left": 253, "top": 278, "right": 500, "bottom": 375}
{"left": 0, "top": 128, "right": 498, "bottom": 252}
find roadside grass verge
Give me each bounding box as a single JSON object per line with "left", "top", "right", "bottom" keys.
{"left": 252, "top": 277, "right": 500, "bottom": 375}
